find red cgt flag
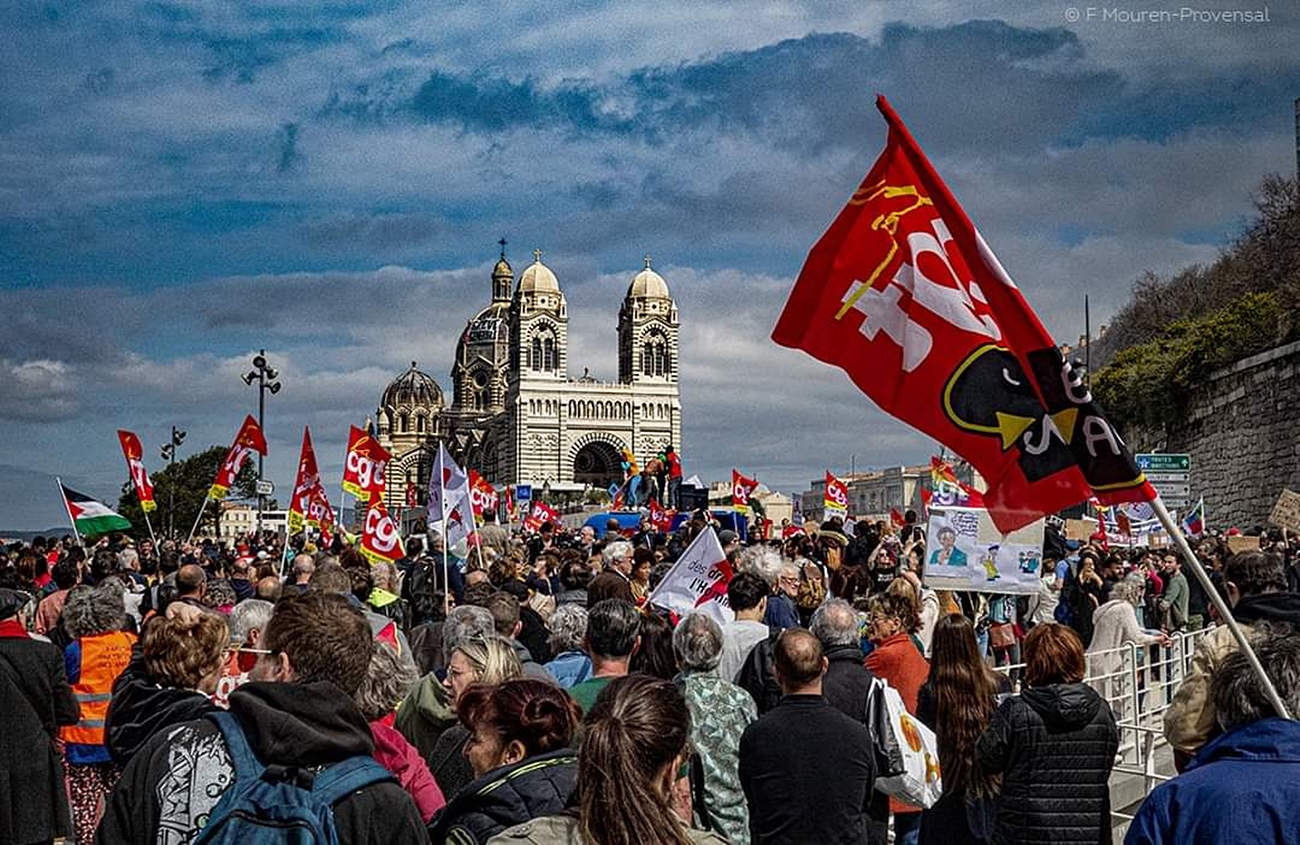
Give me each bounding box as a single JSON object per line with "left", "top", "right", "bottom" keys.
{"left": 773, "top": 96, "right": 1155, "bottom": 533}
{"left": 208, "top": 415, "right": 267, "bottom": 500}
{"left": 342, "top": 425, "right": 390, "bottom": 502}
{"left": 288, "top": 427, "right": 320, "bottom": 535}
{"left": 116, "top": 430, "right": 157, "bottom": 513}
{"left": 824, "top": 470, "right": 849, "bottom": 517}
{"left": 360, "top": 496, "right": 405, "bottom": 565}
{"left": 732, "top": 470, "right": 759, "bottom": 515}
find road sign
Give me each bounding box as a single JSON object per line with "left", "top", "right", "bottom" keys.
{"left": 255, "top": 480, "right": 275, "bottom": 496}
{"left": 1144, "top": 470, "right": 1189, "bottom": 484}
{"left": 1136, "top": 453, "right": 1191, "bottom": 472}
{"left": 1153, "top": 481, "right": 1191, "bottom": 501}
{"left": 516, "top": 484, "right": 532, "bottom": 501}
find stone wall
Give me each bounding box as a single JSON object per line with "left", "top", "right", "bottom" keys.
{"left": 1145, "top": 340, "right": 1300, "bottom": 529}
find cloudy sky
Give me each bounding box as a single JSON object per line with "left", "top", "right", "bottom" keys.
{"left": 3, "top": 1, "right": 1297, "bottom": 530}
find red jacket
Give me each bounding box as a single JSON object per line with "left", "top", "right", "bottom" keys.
{"left": 370, "top": 714, "right": 445, "bottom": 822}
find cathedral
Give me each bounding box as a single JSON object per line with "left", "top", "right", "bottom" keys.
{"left": 373, "top": 246, "right": 682, "bottom": 511}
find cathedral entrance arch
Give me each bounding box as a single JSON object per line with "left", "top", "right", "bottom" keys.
{"left": 571, "top": 437, "right": 624, "bottom": 488}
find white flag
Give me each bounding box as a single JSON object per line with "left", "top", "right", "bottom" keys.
{"left": 427, "top": 443, "right": 474, "bottom": 547}
{"left": 646, "top": 526, "right": 733, "bottom": 625}
{"left": 428, "top": 443, "right": 468, "bottom": 521}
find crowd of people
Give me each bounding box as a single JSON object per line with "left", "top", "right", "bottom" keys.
{"left": 1, "top": 510, "right": 1298, "bottom": 845}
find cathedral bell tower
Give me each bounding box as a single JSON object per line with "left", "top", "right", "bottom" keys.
{"left": 618, "top": 255, "right": 679, "bottom": 384}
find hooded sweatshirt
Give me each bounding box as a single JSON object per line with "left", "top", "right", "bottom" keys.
{"left": 394, "top": 671, "right": 457, "bottom": 764}
{"left": 98, "top": 680, "right": 430, "bottom": 844}
{"left": 105, "top": 652, "right": 216, "bottom": 766}
{"left": 977, "top": 683, "right": 1119, "bottom": 845}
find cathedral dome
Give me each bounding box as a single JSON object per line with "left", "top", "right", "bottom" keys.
{"left": 518, "top": 251, "right": 560, "bottom": 293}
{"left": 626, "top": 256, "right": 670, "bottom": 299}
{"left": 381, "top": 362, "right": 444, "bottom": 409}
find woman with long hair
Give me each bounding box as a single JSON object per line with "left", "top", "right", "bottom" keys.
{"left": 490, "top": 674, "right": 726, "bottom": 844}
{"left": 916, "top": 613, "right": 1005, "bottom": 844}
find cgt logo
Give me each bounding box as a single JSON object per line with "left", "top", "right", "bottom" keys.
{"left": 365, "top": 507, "right": 400, "bottom": 554}
{"left": 346, "top": 449, "right": 386, "bottom": 493}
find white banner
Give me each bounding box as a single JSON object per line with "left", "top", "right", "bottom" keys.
{"left": 646, "top": 526, "right": 733, "bottom": 625}
{"left": 923, "top": 507, "right": 1045, "bottom": 595}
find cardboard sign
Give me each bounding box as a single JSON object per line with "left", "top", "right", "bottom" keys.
{"left": 1065, "top": 518, "right": 1097, "bottom": 541}
{"left": 1227, "top": 535, "right": 1259, "bottom": 554}
{"left": 1269, "top": 489, "right": 1300, "bottom": 534}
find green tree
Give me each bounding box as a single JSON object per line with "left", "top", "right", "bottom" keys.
{"left": 117, "top": 445, "right": 258, "bottom": 541}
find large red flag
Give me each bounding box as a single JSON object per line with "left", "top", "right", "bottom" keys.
{"left": 208, "top": 415, "right": 267, "bottom": 500}
{"left": 288, "top": 427, "right": 320, "bottom": 535}
{"left": 342, "top": 426, "right": 390, "bottom": 502}
{"left": 116, "top": 430, "right": 157, "bottom": 513}
{"left": 772, "top": 96, "right": 1154, "bottom": 533}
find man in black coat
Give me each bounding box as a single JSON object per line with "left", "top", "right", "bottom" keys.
{"left": 98, "top": 591, "right": 429, "bottom": 844}
{"left": 739, "top": 628, "right": 877, "bottom": 845}
{"left": 0, "top": 587, "right": 80, "bottom": 845}
{"left": 811, "top": 598, "right": 888, "bottom": 845}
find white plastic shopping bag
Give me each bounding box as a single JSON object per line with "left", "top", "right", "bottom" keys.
{"left": 872, "top": 682, "right": 943, "bottom": 809}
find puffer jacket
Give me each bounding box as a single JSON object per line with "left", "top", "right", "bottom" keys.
{"left": 428, "top": 748, "right": 577, "bottom": 845}
{"left": 488, "top": 813, "right": 728, "bottom": 844}
{"left": 976, "top": 683, "right": 1119, "bottom": 845}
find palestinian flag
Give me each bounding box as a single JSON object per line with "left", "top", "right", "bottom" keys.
{"left": 61, "top": 483, "right": 131, "bottom": 536}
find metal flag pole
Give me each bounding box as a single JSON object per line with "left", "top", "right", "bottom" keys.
{"left": 141, "top": 506, "right": 159, "bottom": 549}
{"left": 1150, "top": 495, "right": 1290, "bottom": 719}
{"left": 441, "top": 527, "right": 451, "bottom": 617}
{"left": 55, "top": 477, "right": 85, "bottom": 549}
{"left": 185, "top": 496, "right": 210, "bottom": 546}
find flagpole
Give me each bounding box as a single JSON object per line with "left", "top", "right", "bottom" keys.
{"left": 185, "top": 497, "right": 210, "bottom": 546}
{"left": 141, "top": 507, "right": 159, "bottom": 549}
{"left": 1150, "top": 495, "right": 1290, "bottom": 719}
{"left": 55, "top": 477, "right": 85, "bottom": 549}
{"left": 441, "top": 528, "right": 451, "bottom": 617}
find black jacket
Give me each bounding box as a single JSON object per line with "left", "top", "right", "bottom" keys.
{"left": 105, "top": 652, "right": 216, "bottom": 765}
{"left": 1232, "top": 591, "right": 1300, "bottom": 626}
{"left": 736, "top": 626, "right": 783, "bottom": 715}
{"left": 821, "top": 644, "right": 889, "bottom": 840}
{"left": 822, "top": 644, "right": 877, "bottom": 721}
{"left": 739, "top": 694, "right": 876, "bottom": 845}
{"left": 428, "top": 748, "right": 577, "bottom": 845}
{"left": 976, "top": 683, "right": 1118, "bottom": 845}
{"left": 98, "top": 680, "right": 429, "bottom": 844}
{"left": 0, "top": 633, "right": 80, "bottom": 844}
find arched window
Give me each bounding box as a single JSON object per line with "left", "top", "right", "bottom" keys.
{"left": 399, "top": 412, "right": 409, "bottom": 433}
{"left": 641, "top": 329, "right": 668, "bottom": 377}
{"left": 416, "top": 415, "right": 425, "bottom": 434}
{"left": 531, "top": 336, "right": 542, "bottom": 370}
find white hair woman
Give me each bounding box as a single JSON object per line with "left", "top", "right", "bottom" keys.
{"left": 1088, "top": 574, "right": 1170, "bottom": 706}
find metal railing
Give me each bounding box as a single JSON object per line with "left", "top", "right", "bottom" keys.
{"left": 991, "top": 627, "right": 1210, "bottom": 820}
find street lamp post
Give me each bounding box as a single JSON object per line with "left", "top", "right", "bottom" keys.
{"left": 243, "top": 350, "right": 281, "bottom": 536}
{"left": 159, "top": 426, "right": 186, "bottom": 539}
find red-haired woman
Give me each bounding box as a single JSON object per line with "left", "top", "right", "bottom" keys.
{"left": 428, "top": 678, "right": 580, "bottom": 845}
{"left": 976, "top": 623, "right": 1118, "bottom": 845}
{"left": 917, "top": 613, "right": 1006, "bottom": 844}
